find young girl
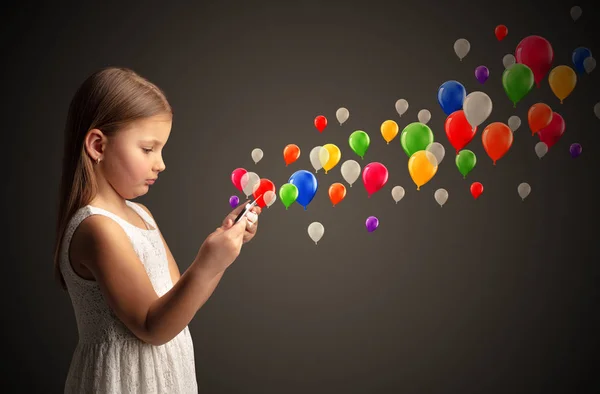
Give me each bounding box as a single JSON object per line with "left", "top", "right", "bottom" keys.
{"left": 52, "top": 66, "right": 261, "bottom": 393}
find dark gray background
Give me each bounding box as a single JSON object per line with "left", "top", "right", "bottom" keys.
{"left": 4, "top": 0, "right": 600, "bottom": 392}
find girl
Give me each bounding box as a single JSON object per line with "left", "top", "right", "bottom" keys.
{"left": 52, "top": 66, "right": 261, "bottom": 393}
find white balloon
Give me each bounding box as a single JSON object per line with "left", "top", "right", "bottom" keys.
{"left": 308, "top": 222, "right": 324, "bottom": 245}
{"left": 584, "top": 57, "right": 596, "bottom": 74}
{"left": 241, "top": 171, "right": 260, "bottom": 197}
{"left": 309, "top": 146, "right": 327, "bottom": 173}
{"left": 454, "top": 38, "right": 470, "bottom": 61}
{"left": 318, "top": 146, "right": 330, "bottom": 167}
{"left": 517, "top": 182, "right": 531, "bottom": 201}
{"left": 336, "top": 107, "right": 349, "bottom": 125}
{"left": 418, "top": 109, "right": 431, "bottom": 124}
{"left": 395, "top": 99, "right": 409, "bottom": 117}
{"left": 534, "top": 142, "right": 548, "bottom": 159}
{"left": 434, "top": 188, "right": 448, "bottom": 207}
{"left": 340, "top": 159, "right": 361, "bottom": 187}
{"left": 571, "top": 6, "right": 582, "bottom": 21}
{"left": 508, "top": 115, "right": 521, "bottom": 132}
{"left": 426, "top": 142, "right": 445, "bottom": 166}
{"left": 263, "top": 190, "right": 276, "bottom": 207}
{"left": 595, "top": 102, "right": 600, "bottom": 119}
{"left": 463, "top": 91, "right": 493, "bottom": 129}
{"left": 503, "top": 54, "right": 516, "bottom": 69}
{"left": 391, "top": 186, "right": 405, "bottom": 203}
{"left": 251, "top": 148, "right": 263, "bottom": 164}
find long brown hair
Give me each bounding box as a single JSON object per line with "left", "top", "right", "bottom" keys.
{"left": 53, "top": 67, "right": 172, "bottom": 290}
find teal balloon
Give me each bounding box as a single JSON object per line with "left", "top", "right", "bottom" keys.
{"left": 400, "top": 122, "right": 434, "bottom": 157}
{"left": 502, "top": 63, "right": 534, "bottom": 107}
{"left": 349, "top": 130, "right": 370, "bottom": 159}
{"left": 279, "top": 183, "right": 298, "bottom": 209}
{"left": 455, "top": 149, "right": 476, "bottom": 178}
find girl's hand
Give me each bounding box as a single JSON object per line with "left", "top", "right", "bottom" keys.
{"left": 220, "top": 201, "right": 262, "bottom": 244}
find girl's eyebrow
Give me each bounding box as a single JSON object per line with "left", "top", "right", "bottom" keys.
{"left": 141, "top": 138, "right": 165, "bottom": 146}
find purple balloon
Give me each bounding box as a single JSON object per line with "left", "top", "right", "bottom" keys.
{"left": 366, "top": 216, "right": 379, "bottom": 232}
{"left": 570, "top": 143, "right": 582, "bottom": 158}
{"left": 229, "top": 195, "right": 239, "bottom": 208}
{"left": 475, "top": 65, "right": 489, "bottom": 84}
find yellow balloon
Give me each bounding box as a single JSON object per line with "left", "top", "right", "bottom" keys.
{"left": 380, "top": 120, "right": 399, "bottom": 144}
{"left": 408, "top": 150, "right": 438, "bottom": 190}
{"left": 322, "top": 143, "right": 341, "bottom": 173}
{"left": 548, "top": 65, "right": 577, "bottom": 104}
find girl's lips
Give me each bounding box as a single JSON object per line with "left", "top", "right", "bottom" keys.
{"left": 146, "top": 179, "right": 155, "bottom": 185}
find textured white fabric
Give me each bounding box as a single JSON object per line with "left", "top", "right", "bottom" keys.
{"left": 60, "top": 200, "right": 198, "bottom": 393}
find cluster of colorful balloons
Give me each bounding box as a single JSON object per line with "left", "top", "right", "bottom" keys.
{"left": 230, "top": 167, "right": 277, "bottom": 208}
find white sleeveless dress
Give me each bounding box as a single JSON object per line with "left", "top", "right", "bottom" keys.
{"left": 60, "top": 200, "right": 198, "bottom": 393}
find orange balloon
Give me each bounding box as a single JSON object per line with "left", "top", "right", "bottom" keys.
{"left": 482, "top": 122, "right": 513, "bottom": 165}
{"left": 283, "top": 144, "right": 301, "bottom": 166}
{"left": 528, "top": 103, "right": 553, "bottom": 135}
{"left": 328, "top": 182, "right": 346, "bottom": 206}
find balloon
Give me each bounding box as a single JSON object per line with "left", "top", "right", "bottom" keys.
{"left": 537, "top": 112, "right": 565, "bottom": 148}
{"left": 340, "top": 159, "right": 361, "bottom": 187}
{"left": 336, "top": 107, "right": 349, "bottom": 125}
{"left": 595, "top": 102, "right": 600, "bottom": 119}
{"left": 288, "top": 170, "right": 318, "bottom": 210}
{"left": 482, "top": 122, "right": 513, "bottom": 165}
{"left": 283, "top": 144, "right": 301, "bottom": 166}
{"left": 515, "top": 35, "right": 554, "bottom": 88}
{"left": 584, "top": 57, "right": 596, "bottom": 74}
{"left": 391, "top": 186, "right": 405, "bottom": 203}
{"left": 534, "top": 142, "right": 548, "bottom": 159}
{"left": 380, "top": 120, "right": 399, "bottom": 144}
{"left": 503, "top": 54, "right": 516, "bottom": 69}
{"left": 454, "top": 38, "right": 470, "bottom": 61}
{"left": 328, "top": 182, "right": 346, "bottom": 206}
{"left": 400, "top": 122, "right": 434, "bottom": 158}
{"left": 251, "top": 148, "right": 263, "bottom": 164}
{"left": 426, "top": 142, "right": 445, "bottom": 166}
{"left": 470, "top": 182, "right": 484, "bottom": 199}
{"left": 229, "top": 195, "right": 239, "bottom": 208}
{"left": 495, "top": 25, "right": 508, "bottom": 41}
{"left": 308, "top": 222, "right": 324, "bottom": 245}
{"left": 549, "top": 65, "right": 577, "bottom": 104}
{"left": 252, "top": 178, "right": 276, "bottom": 208}
{"left": 362, "top": 162, "right": 389, "bottom": 197}
{"left": 508, "top": 115, "right": 521, "bottom": 132}
{"left": 309, "top": 146, "right": 328, "bottom": 173}
{"left": 434, "top": 188, "right": 448, "bottom": 207}
{"left": 570, "top": 143, "right": 582, "bottom": 158}
{"left": 263, "top": 190, "right": 276, "bottom": 207}
{"left": 314, "top": 115, "right": 327, "bottom": 133}
{"left": 241, "top": 171, "right": 260, "bottom": 197}
{"left": 572, "top": 47, "right": 592, "bottom": 74}
{"left": 349, "top": 130, "right": 370, "bottom": 158}
{"left": 455, "top": 149, "right": 476, "bottom": 178}
{"left": 321, "top": 143, "right": 341, "bottom": 173}
{"left": 517, "top": 182, "right": 531, "bottom": 201}
{"left": 571, "top": 6, "right": 582, "bottom": 21}
{"left": 463, "top": 91, "right": 493, "bottom": 129}
{"left": 365, "top": 216, "right": 379, "bottom": 232}
{"left": 395, "top": 99, "right": 409, "bottom": 116}
{"left": 527, "top": 103, "right": 553, "bottom": 134}
{"left": 418, "top": 109, "right": 431, "bottom": 124}
{"left": 475, "top": 66, "right": 490, "bottom": 84}
{"left": 437, "top": 80, "right": 466, "bottom": 115}
{"left": 445, "top": 110, "right": 476, "bottom": 154}
{"left": 408, "top": 150, "right": 438, "bottom": 190}
{"left": 502, "top": 63, "right": 535, "bottom": 107}
{"left": 279, "top": 183, "right": 298, "bottom": 209}
{"left": 231, "top": 168, "right": 247, "bottom": 192}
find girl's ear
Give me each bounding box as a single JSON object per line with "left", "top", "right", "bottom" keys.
{"left": 84, "top": 128, "right": 107, "bottom": 161}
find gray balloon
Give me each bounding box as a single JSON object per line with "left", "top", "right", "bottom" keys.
{"left": 517, "top": 182, "right": 531, "bottom": 201}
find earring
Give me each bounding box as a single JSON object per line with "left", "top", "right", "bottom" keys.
{"left": 96, "top": 157, "right": 100, "bottom": 164}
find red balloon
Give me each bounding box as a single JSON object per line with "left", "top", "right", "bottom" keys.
{"left": 537, "top": 112, "right": 565, "bottom": 148}
{"left": 515, "top": 35, "right": 554, "bottom": 88}
{"left": 362, "top": 162, "right": 388, "bottom": 197}
{"left": 314, "top": 115, "right": 327, "bottom": 133}
{"left": 482, "top": 122, "right": 513, "bottom": 165}
{"left": 252, "top": 178, "right": 276, "bottom": 208}
{"left": 445, "top": 110, "right": 477, "bottom": 154}
{"left": 231, "top": 168, "right": 247, "bottom": 192}
{"left": 470, "top": 182, "right": 484, "bottom": 199}
{"left": 495, "top": 25, "right": 508, "bottom": 41}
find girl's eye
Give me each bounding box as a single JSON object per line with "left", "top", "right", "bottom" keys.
{"left": 142, "top": 148, "right": 153, "bottom": 153}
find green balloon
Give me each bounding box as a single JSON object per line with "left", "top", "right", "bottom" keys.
{"left": 455, "top": 149, "right": 476, "bottom": 178}
{"left": 348, "top": 130, "right": 370, "bottom": 159}
{"left": 400, "top": 122, "right": 434, "bottom": 157}
{"left": 279, "top": 183, "right": 298, "bottom": 210}
{"left": 502, "top": 63, "right": 534, "bottom": 107}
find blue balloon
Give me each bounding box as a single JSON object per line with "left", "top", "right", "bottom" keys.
{"left": 572, "top": 47, "right": 592, "bottom": 74}
{"left": 288, "top": 170, "right": 318, "bottom": 210}
{"left": 437, "top": 80, "right": 466, "bottom": 115}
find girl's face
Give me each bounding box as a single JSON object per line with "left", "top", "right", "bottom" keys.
{"left": 103, "top": 114, "right": 172, "bottom": 199}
